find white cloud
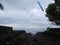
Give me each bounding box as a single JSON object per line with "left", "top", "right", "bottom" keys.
{"left": 0, "top": 0, "right": 54, "bottom": 33}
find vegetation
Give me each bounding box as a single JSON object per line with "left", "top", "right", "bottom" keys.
{"left": 0, "top": 3, "right": 4, "bottom": 10}
{"left": 46, "top": 0, "right": 60, "bottom": 24}
{"left": 0, "top": 26, "right": 60, "bottom": 45}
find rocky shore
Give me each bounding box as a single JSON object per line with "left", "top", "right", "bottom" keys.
{"left": 0, "top": 26, "right": 60, "bottom": 45}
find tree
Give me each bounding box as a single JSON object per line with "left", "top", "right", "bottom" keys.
{"left": 46, "top": 0, "right": 60, "bottom": 25}
{"left": 0, "top": 3, "right": 4, "bottom": 10}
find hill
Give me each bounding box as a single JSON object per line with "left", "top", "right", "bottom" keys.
{"left": 0, "top": 26, "right": 60, "bottom": 45}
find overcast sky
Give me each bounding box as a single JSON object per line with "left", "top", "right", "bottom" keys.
{"left": 0, "top": 0, "right": 56, "bottom": 33}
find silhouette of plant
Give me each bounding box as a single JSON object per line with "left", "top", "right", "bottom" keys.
{"left": 0, "top": 3, "right": 4, "bottom": 10}
{"left": 46, "top": 0, "right": 60, "bottom": 24}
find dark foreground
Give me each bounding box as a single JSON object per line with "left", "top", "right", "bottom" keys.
{"left": 0, "top": 26, "right": 60, "bottom": 45}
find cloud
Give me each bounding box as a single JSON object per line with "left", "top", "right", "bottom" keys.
{"left": 0, "top": 8, "right": 49, "bottom": 29}
{"left": 0, "top": 0, "right": 54, "bottom": 33}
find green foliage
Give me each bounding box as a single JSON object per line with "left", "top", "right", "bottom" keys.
{"left": 46, "top": 0, "right": 60, "bottom": 24}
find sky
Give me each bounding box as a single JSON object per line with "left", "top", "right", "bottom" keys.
{"left": 0, "top": 0, "right": 57, "bottom": 33}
